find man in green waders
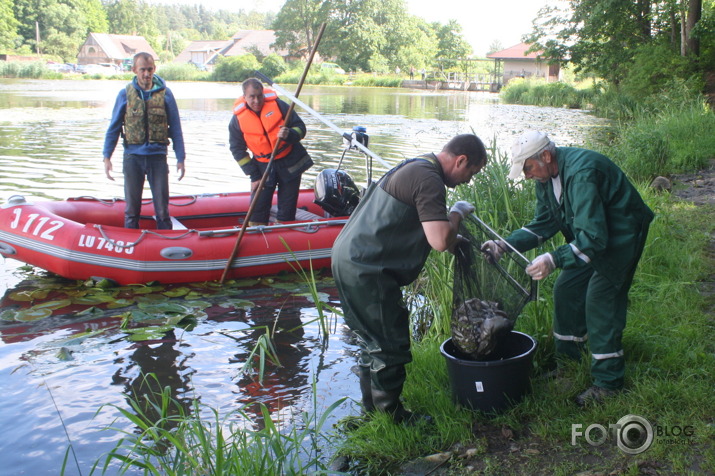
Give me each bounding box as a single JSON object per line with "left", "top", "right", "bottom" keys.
{"left": 481, "top": 131, "right": 653, "bottom": 406}
{"left": 332, "top": 134, "right": 488, "bottom": 424}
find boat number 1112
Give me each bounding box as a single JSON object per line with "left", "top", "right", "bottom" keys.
{"left": 10, "top": 209, "right": 64, "bottom": 240}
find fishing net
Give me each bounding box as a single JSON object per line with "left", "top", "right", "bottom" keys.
{"left": 451, "top": 215, "right": 536, "bottom": 360}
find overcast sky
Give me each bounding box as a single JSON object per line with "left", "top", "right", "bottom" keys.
{"left": 152, "top": 0, "right": 550, "bottom": 57}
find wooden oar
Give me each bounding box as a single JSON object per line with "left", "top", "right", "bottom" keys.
{"left": 220, "top": 22, "right": 326, "bottom": 284}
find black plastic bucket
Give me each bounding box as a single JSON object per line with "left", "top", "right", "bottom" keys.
{"left": 441, "top": 331, "right": 537, "bottom": 413}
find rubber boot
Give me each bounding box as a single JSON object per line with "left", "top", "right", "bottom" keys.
{"left": 371, "top": 386, "right": 431, "bottom": 426}
{"left": 358, "top": 365, "right": 375, "bottom": 413}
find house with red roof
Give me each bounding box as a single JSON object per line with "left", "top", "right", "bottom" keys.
{"left": 487, "top": 43, "right": 560, "bottom": 85}
{"left": 77, "top": 33, "right": 157, "bottom": 68}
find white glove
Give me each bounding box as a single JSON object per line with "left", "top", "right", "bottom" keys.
{"left": 480, "top": 240, "right": 508, "bottom": 263}
{"left": 449, "top": 201, "right": 475, "bottom": 219}
{"left": 526, "top": 253, "right": 556, "bottom": 280}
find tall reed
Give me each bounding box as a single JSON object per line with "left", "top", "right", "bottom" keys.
{"left": 90, "top": 374, "right": 346, "bottom": 475}
{"left": 501, "top": 78, "right": 595, "bottom": 109}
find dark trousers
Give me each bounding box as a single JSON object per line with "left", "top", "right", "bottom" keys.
{"left": 123, "top": 154, "right": 171, "bottom": 229}
{"left": 250, "top": 158, "right": 306, "bottom": 223}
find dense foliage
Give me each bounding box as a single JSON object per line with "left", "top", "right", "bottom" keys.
{"left": 3, "top": 0, "right": 274, "bottom": 63}
{"left": 1, "top": 0, "right": 472, "bottom": 74}
{"left": 272, "top": 0, "right": 465, "bottom": 73}
{"left": 526, "top": 0, "right": 714, "bottom": 90}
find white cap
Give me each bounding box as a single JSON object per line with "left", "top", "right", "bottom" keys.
{"left": 508, "top": 131, "right": 550, "bottom": 180}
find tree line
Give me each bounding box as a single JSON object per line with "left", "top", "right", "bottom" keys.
{"left": 1, "top": 0, "right": 713, "bottom": 94}
{"left": 1, "top": 0, "right": 274, "bottom": 63}
{"left": 0, "top": 0, "right": 472, "bottom": 74}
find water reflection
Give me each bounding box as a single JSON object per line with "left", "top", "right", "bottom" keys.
{"left": 112, "top": 330, "right": 195, "bottom": 438}
{"left": 230, "top": 305, "right": 311, "bottom": 426}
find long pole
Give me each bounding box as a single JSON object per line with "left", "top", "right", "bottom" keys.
{"left": 220, "top": 22, "right": 326, "bottom": 284}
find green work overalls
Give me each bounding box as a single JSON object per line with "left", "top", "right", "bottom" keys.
{"left": 506, "top": 147, "right": 653, "bottom": 389}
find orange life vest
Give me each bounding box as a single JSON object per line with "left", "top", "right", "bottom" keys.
{"left": 233, "top": 88, "right": 292, "bottom": 162}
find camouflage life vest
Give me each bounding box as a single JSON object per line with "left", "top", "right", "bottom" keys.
{"left": 123, "top": 84, "right": 169, "bottom": 145}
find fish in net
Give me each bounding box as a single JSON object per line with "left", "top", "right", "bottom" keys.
{"left": 451, "top": 216, "right": 535, "bottom": 360}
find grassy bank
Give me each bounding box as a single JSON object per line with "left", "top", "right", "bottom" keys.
{"left": 501, "top": 78, "right": 715, "bottom": 182}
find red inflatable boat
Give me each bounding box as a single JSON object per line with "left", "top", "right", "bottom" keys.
{"left": 0, "top": 189, "right": 348, "bottom": 285}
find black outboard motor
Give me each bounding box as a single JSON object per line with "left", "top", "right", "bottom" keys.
{"left": 314, "top": 169, "right": 361, "bottom": 217}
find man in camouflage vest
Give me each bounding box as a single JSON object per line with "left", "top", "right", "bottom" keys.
{"left": 103, "top": 52, "right": 186, "bottom": 229}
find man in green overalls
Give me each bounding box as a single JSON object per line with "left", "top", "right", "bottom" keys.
{"left": 482, "top": 131, "right": 653, "bottom": 406}
{"left": 332, "top": 134, "right": 488, "bottom": 424}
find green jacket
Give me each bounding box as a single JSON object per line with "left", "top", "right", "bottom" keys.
{"left": 506, "top": 147, "right": 653, "bottom": 288}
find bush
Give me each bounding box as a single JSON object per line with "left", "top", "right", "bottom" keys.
{"left": 157, "top": 63, "right": 209, "bottom": 81}
{"left": 351, "top": 75, "right": 403, "bottom": 87}
{"left": 274, "top": 66, "right": 348, "bottom": 86}
{"left": 259, "top": 54, "right": 287, "bottom": 80}
{"left": 0, "top": 61, "right": 45, "bottom": 79}
{"left": 501, "top": 78, "right": 594, "bottom": 109}
{"left": 605, "top": 89, "right": 715, "bottom": 180}
{"left": 620, "top": 42, "right": 701, "bottom": 98}
{"left": 211, "top": 54, "right": 260, "bottom": 82}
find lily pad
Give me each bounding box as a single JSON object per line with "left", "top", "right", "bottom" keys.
{"left": 162, "top": 287, "right": 191, "bottom": 298}
{"left": 106, "top": 298, "right": 136, "bottom": 309}
{"left": 184, "top": 290, "right": 212, "bottom": 300}
{"left": 298, "top": 292, "right": 331, "bottom": 304}
{"left": 181, "top": 299, "right": 212, "bottom": 309}
{"left": 122, "top": 324, "right": 175, "bottom": 342}
{"left": 228, "top": 279, "right": 261, "bottom": 288}
{"left": 31, "top": 299, "right": 73, "bottom": 311}
{"left": 0, "top": 309, "right": 18, "bottom": 321}
{"left": 136, "top": 301, "right": 191, "bottom": 314}
{"left": 72, "top": 294, "right": 116, "bottom": 305}
{"left": 135, "top": 294, "right": 169, "bottom": 304}
{"left": 217, "top": 298, "right": 255, "bottom": 310}
{"left": 127, "top": 284, "right": 164, "bottom": 295}
{"left": 75, "top": 306, "right": 103, "bottom": 316}
{"left": 15, "top": 308, "right": 53, "bottom": 321}
{"left": 8, "top": 289, "right": 50, "bottom": 302}
{"left": 267, "top": 282, "right": 303, "bottom": 291}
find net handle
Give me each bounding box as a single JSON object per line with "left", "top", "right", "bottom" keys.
{"left": 467, "top": 214, "right": 532, "bottom": 266}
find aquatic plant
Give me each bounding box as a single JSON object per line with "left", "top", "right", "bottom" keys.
{"left": 90, "top": 375, "right": 346, "bottom": 475}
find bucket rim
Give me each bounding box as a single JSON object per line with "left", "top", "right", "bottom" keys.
{"left": 440, "top": 331, "right": 537, "bottom": 366}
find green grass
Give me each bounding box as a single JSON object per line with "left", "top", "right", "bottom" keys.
{"left": 605, "top": 97, "right": 715, "bottom": 180}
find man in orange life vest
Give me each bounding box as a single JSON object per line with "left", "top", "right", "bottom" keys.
{"left": 228, "top": 78, "right": 313, "bottom": 225}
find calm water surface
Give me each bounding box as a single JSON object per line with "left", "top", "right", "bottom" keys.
{"left": 0, "top": 79, "right": 609, "bottom": 475}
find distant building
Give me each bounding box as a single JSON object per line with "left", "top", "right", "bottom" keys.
{"left": 0, "top": 54, "right": 40, "bottom": 62}
{"left": 173, "top": 40, "right": 229, "bottom": 70}
{"left": 173, "top": 30, "right": 290, "bottom": 71}
{"left": 77, "top": 33, "right": 157, "bottom": 67}
{"left": 487, "top": 43, "right": 560, "bottom": 85}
